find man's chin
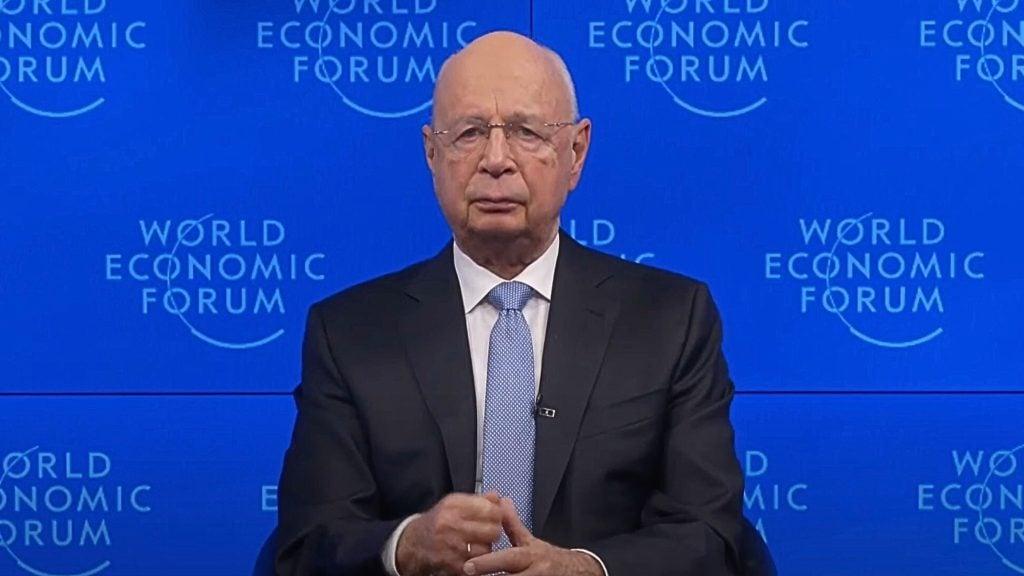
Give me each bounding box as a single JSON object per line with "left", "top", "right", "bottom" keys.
{"left": 465, "top": 214, "right": 528, "bottom": 240}
{"left": 466, "top": 225, "right": 527, "bottom": 242}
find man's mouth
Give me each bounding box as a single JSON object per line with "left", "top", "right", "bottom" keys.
{"left": 472, "top": 199, "right": 520, "bottom": 211}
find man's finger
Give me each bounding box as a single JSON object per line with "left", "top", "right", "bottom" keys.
{"left": 456, "top": 519, "right": 504, "bottom": 547}
{"left": 466, "top": 541, "right": 488, "bottom": 559}
{"left": 441, "top": 493, "right": 503, "bottom": 524}
{"left": 463, "top": 546, "right": 528, "bottom": 576}
{"left": 498, "top": 497, "right": 532, "bottom": 547}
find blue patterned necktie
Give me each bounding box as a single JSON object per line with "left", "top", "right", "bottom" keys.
{"left": 480, "top": 281, "right": 536, "bottom": 550}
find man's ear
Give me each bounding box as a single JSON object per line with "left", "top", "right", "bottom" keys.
{"left": 422, "top": 125, "right": 436, "bottom": 172}
{"left": 568, "top": 119, "right": 592, "bottom": 189}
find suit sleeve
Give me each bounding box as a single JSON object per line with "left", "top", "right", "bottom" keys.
{"left": 584, "top": 283, "right": 744, "bottom": 576}
{"left": 275, "top": 304, "right": 400, "bottom": 576}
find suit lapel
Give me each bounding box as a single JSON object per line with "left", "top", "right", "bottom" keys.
{"left": 532, "top": 233, "right": 619, "bottom": 535}
{"left": 398, "top": 244, "right": 477, "bottom": 494}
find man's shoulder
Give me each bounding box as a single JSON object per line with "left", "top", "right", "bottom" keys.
{"left": 309, "top": 252, "right": 442, "bottom": 318}
{"left": 571, "top": 241, "right": 709, "bottom": 299}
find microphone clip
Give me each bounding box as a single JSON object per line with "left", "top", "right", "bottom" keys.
{"left": 534, "top": 395, "right": 557, "bottom": 419}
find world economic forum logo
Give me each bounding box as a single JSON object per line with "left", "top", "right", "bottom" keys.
{"left": 565, "top": 217, "right": 656, "bottom": 263}
{"left": 585, "top": 0, "right": 810, "bottom": 118}
{"left": 0, "top": 0, "right": 147, "bottom": 118}
{"left": 256, "top": 0, "right": 487, "bottom": 118}
{"left": 104, "top": 215, "right": 327, "bottom": 350}
{"left": 0, "top": 446, "right": 151, "bottom": 576}
{"left": 764, "top": 213, "right": 986, "bottom": 348}
{"left": 918, "top": 446, "right": 1024, "bottom": 573}
{"left": 743, "top": 450, "right": 808, "bottom": 543}
{"left": 920, "top": 0, "right": 1024, "bottom": 112}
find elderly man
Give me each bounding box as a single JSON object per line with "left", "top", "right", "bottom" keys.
{"left": 276, "top": 31, "right": 747, "bottom": 576}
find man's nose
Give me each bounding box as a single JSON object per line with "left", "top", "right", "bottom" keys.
{"left": 479, "top": 127, "right": 516, "bottom": 175}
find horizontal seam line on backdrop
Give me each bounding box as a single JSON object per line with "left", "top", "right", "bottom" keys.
{"left": 2, "top": 391, "right": 1024, "bottom": 397}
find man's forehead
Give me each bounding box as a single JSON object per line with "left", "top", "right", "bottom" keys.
{"left": 435, "top": 76, "right": 563, "bottom": 122}
{"left": 432, "top": 33, "right": 571, "bottom": 123}
{"left": 444, "top": 98, "right": 551, "bottom": 120}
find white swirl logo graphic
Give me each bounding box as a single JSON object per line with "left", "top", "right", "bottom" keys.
{"left": 256, "top": 0, "right": 483, "bottom": 118}
{"left": 586, "top": 0, "right": 810, "bottom": 118}
{"left": 104, "top": 215, "right": 326, "bottom": 350}
{"left": 920, "top": 0, "right": 1024, "bottom": 112}
{"left": 0, "top": 447, "right": 151, "bottom": 576}
{"left": 765, "top": 213, "right": 985, "bottom": 349}
{"left": 918, "top": 447, "right": 1024, "bottom": 573}
{"left": 0, "top": 0, "right": 146, "bottom": 118}
{"left": 979, "top": 446, "right": 1024, "bottom": 573}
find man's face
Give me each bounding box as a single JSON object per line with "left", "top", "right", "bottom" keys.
{"left": 423, "top": 48, "right": 589, "bottom": 249}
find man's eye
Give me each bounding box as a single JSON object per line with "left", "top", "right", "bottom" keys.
{"left": 512, "top": 125, "right": 541, "bottom": 141}
{"left": 456, "top": 127, "right": 486, "bottom": 141}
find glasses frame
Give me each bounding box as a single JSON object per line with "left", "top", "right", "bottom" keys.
{"left": 431, "top": 120, "right": 575, "bottom": 156}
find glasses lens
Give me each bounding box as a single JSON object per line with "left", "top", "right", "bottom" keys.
{"left": 441, "top": 121, "right": 567, "bottom": 155}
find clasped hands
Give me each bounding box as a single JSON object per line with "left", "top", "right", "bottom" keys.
{"left": 396, "top": 491, "right": 603, "bottom": 576}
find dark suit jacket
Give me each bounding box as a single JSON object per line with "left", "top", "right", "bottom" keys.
{"left": 276, "top": 232, "right": 745, "bottom": 575}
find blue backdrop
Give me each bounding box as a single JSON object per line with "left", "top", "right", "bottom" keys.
{"left": 3, "top": 0, "right": 1023, "bottom": 574}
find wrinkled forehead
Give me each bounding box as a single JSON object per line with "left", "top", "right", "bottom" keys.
{"left": 433, "top": 56, "right": 569, "bottom": 126}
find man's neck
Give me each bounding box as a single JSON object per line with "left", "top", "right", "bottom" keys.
{"left": 456, "top": 231, "right": 557, "bottom": 280}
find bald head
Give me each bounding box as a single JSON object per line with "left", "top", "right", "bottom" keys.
{"left": 421, "top": 31, "right": 593, "bottom": 279}
{"left": 432, "top": 31, "right": 579, "bottom": 127}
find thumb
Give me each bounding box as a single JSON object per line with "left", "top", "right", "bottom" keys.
{"left": 499, "top": 497, "right": 532, "bottom": 546}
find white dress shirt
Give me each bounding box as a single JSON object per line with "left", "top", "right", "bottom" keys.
{"left": 382, "top": 235, "right": 608, "bottom": 576}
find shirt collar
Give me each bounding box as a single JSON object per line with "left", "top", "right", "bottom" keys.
{"left": 452, "top": 234, "right": 559, "bottom": 314}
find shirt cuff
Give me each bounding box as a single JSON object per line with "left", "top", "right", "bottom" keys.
{"left": 381, "top": 514, "right": 422, "bottom": 576}
{"left": 572, "top": 548, "right": 610, "bottom": 576}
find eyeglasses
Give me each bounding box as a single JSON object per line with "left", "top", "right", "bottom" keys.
{"left": 431, "top": 120, "right": 574, "bottom": 156}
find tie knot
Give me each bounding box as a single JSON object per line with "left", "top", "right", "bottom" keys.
{"left": 487, "top": 281, "right": 533, "bottom": 312}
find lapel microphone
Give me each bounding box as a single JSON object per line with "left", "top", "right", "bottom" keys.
{"left": 534, "top": 394, "right": 557, "bottom": 419}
